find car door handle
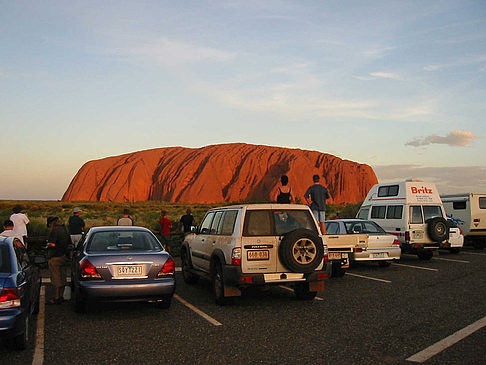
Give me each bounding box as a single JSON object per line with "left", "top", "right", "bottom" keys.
{"left": 212, "top": 241, "right": 216, "bottom": 245}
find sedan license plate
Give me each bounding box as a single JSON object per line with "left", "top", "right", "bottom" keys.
{"left": 372, "top": 253, "right": 386, "bottom": 259}
{"left": 247, "top": 250, "right": 269, "bottom": 261}
{"left": 116, "top": 265, "right": 143, "bottom": 276}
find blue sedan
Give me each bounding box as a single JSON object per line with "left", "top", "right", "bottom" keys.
{"left": 0, "top": 237, "right": 43, "bottom": 350}
{"left": 71, "top": 226, "right": 175, "bottom": 312}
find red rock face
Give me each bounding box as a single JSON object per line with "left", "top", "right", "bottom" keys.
{"left": 62, "top": 143, "right": 378, "bottom": 204}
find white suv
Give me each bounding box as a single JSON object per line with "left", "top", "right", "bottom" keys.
{"left": 181, "top": 204, "right": 328, "bottom": 305}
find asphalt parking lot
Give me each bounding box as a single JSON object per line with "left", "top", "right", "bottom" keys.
{"left": 2, "top": 247, "right": 486, "bottom": 365}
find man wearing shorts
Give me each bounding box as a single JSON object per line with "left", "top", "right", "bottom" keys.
{"left": 305, "top": 175, "right": 331, "bottom": 234}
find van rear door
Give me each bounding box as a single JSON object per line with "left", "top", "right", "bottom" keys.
{"left": 470, "top": 195, "right": 486, "bottom": 236}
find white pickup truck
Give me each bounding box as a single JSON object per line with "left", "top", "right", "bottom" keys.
{"left": 326, "top": 233, "right": 368, "bottom": 276}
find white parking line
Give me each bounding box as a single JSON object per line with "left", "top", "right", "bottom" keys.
{"left": 173, "top": 294, "right": 222, "bottom": 326}
{"left": 345, "top": 272, "right": 391, "bottom": 283}
{"left": 32, "top": 285, "right": 46, "bottom": 365}
{"left": 434, "top": 257, "right": 470, "bottom": 263}
{"left": 406, "top": 315, "right": 486, "bottom": 363}
{"left": 392, "top": 263, "right": 439, "bottom": 272}
{"left": 278, "top": 285, "right": 324, "bottom": 301}
{"left": 461, "top": 251, "right": 486, "bottom": 256}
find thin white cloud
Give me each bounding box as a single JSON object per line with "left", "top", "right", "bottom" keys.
{"left": 424, "top": 54, "right": 486, "bottom": 72}
{"left": 369, "top": 72, "right": 402, "bottom": 80}
{"left": 111, "top": 37, "right": 236, "bottom": 65}
{"left": 373, "top": 165, "right": 486, "bottom": 195}
{"left": 406, "top": 130, "right": 478, "bottom": 147}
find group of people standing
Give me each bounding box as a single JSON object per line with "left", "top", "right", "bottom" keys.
{"left": 275, "top": 174, "right": 331, "bottom": 234}
{"left": 0, "top": 205, "right": 30, "bottom": 247}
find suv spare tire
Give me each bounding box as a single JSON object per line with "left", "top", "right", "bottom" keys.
{"left": 279, "top": 228, "right": 324, "bottom": 273}
{"left": 427, "top": 217, "right": 449, "bottom": 242}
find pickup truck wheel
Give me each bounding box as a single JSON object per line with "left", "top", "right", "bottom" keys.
{"left": 213, "top": 264, "right": 228, "bottom": 306}
{"left": 427, "top": 217, "right": 449, "bottom": 242}
{"left": 450, "top": 248, "right": 461, "bottom": 254}
{"left": 378, "top": 261, "right": 391, "bottom": 268}
{"left": 181, "top": 252, "right": 199, "bottom": 284}
{"left": 294, "top": 282, "right": 317, "bottom": 300}
{"left": 417, "top": 249, "right": 433, "bottom": 260}
{"left": 331, "top": 262, "right": 346, "bottom": 277}
{"left": 279, "top": 229, "right": 324, "bottom": 273}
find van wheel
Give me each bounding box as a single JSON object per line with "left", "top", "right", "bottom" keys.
{"left": 473, "top": 240, "right": 484, "bottom": 249}
{"left": 294, "top": 282, "right": 317, "bottom": 300}
{"left": 213, "top": 264, "right": 228, "bottom": 306}
{"left": 181, "top": 251, "right": 199, "bottom": 284}
{"left": 417, "top": 250, "right": 433, "bottom": 260}
{"left": 427, "top": 217, "right": 449, "bottom": 242}
{"left": 279, "top": 229, "right": 324, "bottom": 273}
{"left": 378, "top": 261, "right": 391, "bottom": 268}
{"left": 331, "top": 262, "right": 346, "bottom": 277}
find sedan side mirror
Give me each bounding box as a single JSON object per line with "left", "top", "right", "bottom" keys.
{"left": 190, "top": 226, "right": 199, "bottom": 234}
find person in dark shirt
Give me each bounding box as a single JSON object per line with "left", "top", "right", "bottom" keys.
{"left": 305, "top": 175, "right": 332, "bottom": 234}
{"left": 68, "top": 207, "right": 85, "bottom": 249}
{"left": 180, "top": 208, "right": 196, "bottom": 234}
{"left": 46, "top": 217, "right": 71, "bottom": 304}
{"left": 275, "top": 175, "right": 293, "bottom": 203}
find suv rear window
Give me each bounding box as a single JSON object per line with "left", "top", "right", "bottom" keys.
{"left": 87, "top": 231, "right": 162, "bottom": 252}
{"left": 0, "top": 245, "right": 11, "bottom": 273}
{"left": 243, "top": 210, "right": 317, "bottom": 236}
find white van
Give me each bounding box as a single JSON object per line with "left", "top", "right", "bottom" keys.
{"left": 441, "top": 193, "right": 486, "bottom": 248}
{"left": 357, "top": 180, "right": 449, "bottom": 260}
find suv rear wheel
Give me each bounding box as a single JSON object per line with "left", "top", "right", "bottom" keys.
{"left": 417, "top": 249, "right": 433, "bottom": 260}
{"left": 294, "top": 282, "right": 317, "bottom": 300}
{"left": 213, "top": 263, "right": 228, "bottom": 306}
{"left": 279, "top": 229, "right": 324, "bottom": 273}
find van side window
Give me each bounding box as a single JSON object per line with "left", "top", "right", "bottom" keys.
{"left": 452, "top": 201, "right": 466, "bottom": 210}
{"left": 371, "top": 206, "right": 386, "bottom": 219}
{"left": 410, "top": 206, "right": 423, "bottom": 224}
{"left": 480, "top": 198, "right": 486, "bottom": 209}
{"left": 378, "top": 185, "right": 399, "bottom": 197}
{"left": 386, "top": 205, "right": 403, "bottom": 219}
{"left": 220, "top": 210, "right": 238, "bottom": 235}
{"left": 357, "top": 207, "right": 369, "bottom": 220}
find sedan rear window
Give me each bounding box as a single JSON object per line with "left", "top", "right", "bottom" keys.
{"left": 87, "top": 231, "right": 162, "bottom": 253}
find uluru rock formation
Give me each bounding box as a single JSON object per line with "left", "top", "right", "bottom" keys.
{"left": 62, "top": 143, "right": 378, "bottom": 204}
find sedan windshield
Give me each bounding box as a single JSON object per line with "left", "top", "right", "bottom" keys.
{"left": 87, "top": 231, "right": 163, "bottom": 253}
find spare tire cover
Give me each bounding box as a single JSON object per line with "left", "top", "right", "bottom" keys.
{"left": 427, "top": 217, "right": 449, "bottom": 242}
{"left": 278, "top": 228, "right": 324, "bottom": 273}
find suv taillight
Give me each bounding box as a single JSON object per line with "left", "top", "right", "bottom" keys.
{"left": 323, "top": 245, "right": 329, "bottom": 262}
{"left": 231, "top": 248, "right": 242, "bottom": 266}
{"left": 0, "top": 288, "right": 21, "bottom": 309}
{"left": 157, "top": 258, "right": 175, "bottom": 277}
{"left": 393, "top": 239, "right": 400, "bottom": 245}
{"left": 80, "top": 259, "right": 102, "bottom": 279}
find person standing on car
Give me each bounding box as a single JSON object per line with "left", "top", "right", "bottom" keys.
{"left": 117, "top": 209, "right": 134, "bottom": 226}
{"left": 68, "top": 207, "right": 85, "bottom": 249}
{"left": 180, "top": 208, "right": 195, "bottom": 234}
{"left": 0, "top": 220, "right": 25, "bottom": 245}
{"left": 10, "top": 205, "right": 29, "bottom": 248}
{"left": 275, "top": 175, "right": 293, "bottom": 203}
{"left": 305, "top": 174, "right": 331, "bottom": 234}
{"left": 159, "top": 210, "right": 172, "bottom": 251}
{"left": 46, "top": 217, "right": 71, "bottom": 305}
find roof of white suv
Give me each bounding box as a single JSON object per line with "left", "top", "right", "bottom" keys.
{"left": 209, "top": 203, "right": 311, "bottom": 211}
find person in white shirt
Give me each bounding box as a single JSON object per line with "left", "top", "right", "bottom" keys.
{"left": 10, "top": 205, "right": 29, "bottom": 247}
{"left": 0, "top": 219, "right": 24, "bottom": 246}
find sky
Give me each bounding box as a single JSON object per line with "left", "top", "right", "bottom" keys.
{"left": 1, "top": 0, "right": 485, "bottom": 200}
